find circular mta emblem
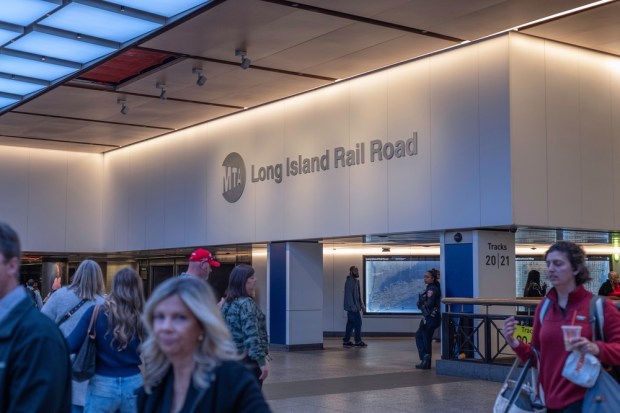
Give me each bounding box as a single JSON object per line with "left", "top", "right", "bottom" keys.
{"left": 222, "top": 152, "right": 246, "bottom": 203}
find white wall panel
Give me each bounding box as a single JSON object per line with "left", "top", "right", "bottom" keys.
{"left": 182, "top": 127, "right": 209, "bottom": 247}
{"left": 510, "top": 35, "right": 549, "bottom": 226}
{"left": 111, "top": 149, "right": 132, "bottom": 251}
{"left": 578, "top": 50, "right": 614, "bottom": 230}
{"left": 206, "top": 114, "right": 255, "bottom": 245}
{"left": 545, "top": 42, "right": 583, "bottom": 227}
{"left": 144, "top": 139, "right": 167, "bottom": 249}
{"left": 429, "top": 46, "right": 481, "bottom": 229}
{"left": 125, "top": 144, "right": 148, "bottom": 250}
{"left": 478, "top": 37, "right": 512, "bottom": 226}
{"left": 162, "top": 131, "right": 189, "bottom": 248}
{"left": 312, "top": 86, "right": 351, "bottom": 237}
{"left": 348, "top": 73, "right": 389, "bottom": 235}
{"left": 66, "top": 153, "right": 103, "bottom": 252}
{"left": 27, "top": 151, "right": 68, "bottom": 251}
{"left": 253, "top": 105, "right": 286, "bottom": 242}
{"left": 612, "top": 60, "right": 620, "bottom": 227}
{"left": 283, "top": 93, "right": 322, "bottom": 239}
{"left": 387, "top": 60, "right": 432, "bottom": 232}
{"left": 0, "top": 147, "right": 30, "bottom": 240}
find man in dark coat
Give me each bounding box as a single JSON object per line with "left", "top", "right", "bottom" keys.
{"left": 342, "top": 266, "right": 367, "bottom": 347}
{"left": 598, "top": 270, "right": 619, "bottom": 296}
{"left": 0, "top": 222, "right": 72, "bottom": 413}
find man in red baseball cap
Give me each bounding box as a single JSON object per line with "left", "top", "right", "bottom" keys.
{"left": 180, "top": 248, "right": 220, "bottom": 281}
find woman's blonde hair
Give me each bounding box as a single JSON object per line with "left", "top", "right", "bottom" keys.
{"left": 69, "top": 259, "right": 105, "bottom": 300}
{"left": 105, "top": 267, "right": 144, "bottom": 350}
{"left": 141, "top": 277, "right": 239, "bottom": 393}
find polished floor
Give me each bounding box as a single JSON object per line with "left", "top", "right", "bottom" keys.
{"left": 263, "top": 338, "right": 501, "bottom": 413}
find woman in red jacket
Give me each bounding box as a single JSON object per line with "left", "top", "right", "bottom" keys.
{"left": 503, "top": 241, "right": 620, "bottom": 413}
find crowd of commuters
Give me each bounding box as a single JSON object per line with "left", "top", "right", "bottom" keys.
{"left": 10, "top": 216, "right": 620, "bottom": 413}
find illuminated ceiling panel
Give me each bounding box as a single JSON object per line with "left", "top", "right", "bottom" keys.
{"left": 0, "top": 0, "right": 214, "bottom": 112}
{"left": 7, "top": 32, "right": 117, "bottom": 63}
{"left": 39, "top": 3, "right": 163, "bottom": 43}
{"left": 0, "top": 55, "right": 76, "bottom": 81}
{"left": 103, "top": 0, "right": 212, "bottom": 18}
{"left": 0, "top": 0, "right": 60, "bottom": 26}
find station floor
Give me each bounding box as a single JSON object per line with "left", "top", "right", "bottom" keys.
{"left": 263, "top": 337, "right": 501, "bottom": 413}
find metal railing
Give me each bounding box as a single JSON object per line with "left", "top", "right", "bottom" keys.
{"left": 440, "top": 297, "right": 620, "bottom": 365}
{"left": 441, "top": 298, "right": 541, "bottom": 364}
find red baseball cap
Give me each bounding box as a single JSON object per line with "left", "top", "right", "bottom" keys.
{"left": 189, "top": 248, "right": 220, "bottom": 267}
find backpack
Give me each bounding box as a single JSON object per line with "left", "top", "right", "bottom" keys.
{"left": 538, "top": 295, "right": 620, "bottom": 382}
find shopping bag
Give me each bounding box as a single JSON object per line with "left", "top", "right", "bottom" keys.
{"left": 493, "top": 351, "right": 546, "bottom": 413}
{"left": 582, "top": 369, "right": 620, "bottom": 413}
{"left": 72, "top": 305, "right": 99, "bottom": 382}
{"left": 561, "top": 351, "right": 600, "bottom": 388}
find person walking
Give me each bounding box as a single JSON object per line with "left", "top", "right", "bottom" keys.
{"left": 26, "top": 278, "right": 43, "bottom": 309}
{"left": 415, "top": 269, "right": 441, "bottom": 369}
{"left": 0, "top": 222, "right": 72, "bottom": 413}
{"left": 42, "top": 259, "right": 106, "bottom": 413}
{"left": 503, "top": 241, "right": 620, "bottom": 412}
{"left": 137, "top": 276, "right": 271, "bottom": 413}
{"left": 67, "top": 267, "right": 145, "bottom": 413}
{"left": 343, "top": 266, "right": 367, "bottom": 348}
{"left": 221, "top": 264, "right": 269, "bottom": 387}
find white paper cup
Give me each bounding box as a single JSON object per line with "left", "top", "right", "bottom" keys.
{"left": 561, "top": 325, "right": 582, "bottom": 351}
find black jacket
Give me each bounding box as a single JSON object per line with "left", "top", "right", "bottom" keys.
{"left": 599, "top": 280, "right": 614, "bottom": 296}
{"left": 137, "top": 360, "right": 271, "bottom": 413}
{"left": 0, "top": 294, "right": 72, "bottom": 413}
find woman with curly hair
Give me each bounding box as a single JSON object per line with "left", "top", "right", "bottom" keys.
{"left": 137, "top": 276, "right": 270, "bottom": 413}
{"left": 67, "top": 267, "right": 145, "bottom": 413}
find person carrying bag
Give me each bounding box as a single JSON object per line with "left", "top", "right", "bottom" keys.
{"left": 72, "top": 305, "right": 99, "bottom": 381}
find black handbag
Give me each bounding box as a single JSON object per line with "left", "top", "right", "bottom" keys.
{"left": 72, "top": 305, "right": 99, "bottom": 382}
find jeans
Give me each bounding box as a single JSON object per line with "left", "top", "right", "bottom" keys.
{"left": 72, "top": 405, "right": 84, "bottom": 413}
{"left": 343, "top": 310, "right": 362, "bottom": 343}
{"left": 84, "top": 373, "right": 143, "bottom": 413}
{"left": 415, "top": 316, "right": 441, "bottom": 360}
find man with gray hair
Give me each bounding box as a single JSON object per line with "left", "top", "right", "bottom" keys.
{"left": 0, "top": 222, "right": 71, "bottom": 412}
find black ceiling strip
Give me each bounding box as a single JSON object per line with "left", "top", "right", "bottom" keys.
{"left": 135, "top": 46, "right": 338, "bottom": 81}
{"left": 0, "top": 134, "right": 121, "bottom": 148}
{"left": 63, "top": 84, "right": 245, "bottom": 110}
{"left": 11, "top": 110, "right": 174, "bottom": 131}
{"left": 260, "top": 0, "right": 465, "bottom": 43}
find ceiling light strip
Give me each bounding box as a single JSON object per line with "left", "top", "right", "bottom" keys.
{"left": 0, "top": 133, "right": 121, "bottom": 149}
{"left": 512, "top": 0, "right": 617, "bottom": 32}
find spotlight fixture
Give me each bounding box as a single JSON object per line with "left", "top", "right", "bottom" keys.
{"left": 117, "top": 98, "right": 128, "bottom": 115}
{"left": 156, "top": 82, "right": 167, "bottom": 100}
{"left": 382, "top": 247, "right": 391, "bottom": 253}
{"left": 192, "top": 68, "right": 206, "bottom": 86}
{"left": 235, "top": 49, "right": 251, "bottom": 70}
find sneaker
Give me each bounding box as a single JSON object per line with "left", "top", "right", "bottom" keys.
{"left": 343, "top": 341, "right": 354, "bottom": 348}
{"left": 354, "top": 341, "right": 368, "bottom": 347}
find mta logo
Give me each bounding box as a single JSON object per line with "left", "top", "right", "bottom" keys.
{"left": 222, "top": 152, "right": 246, "bottom": 203}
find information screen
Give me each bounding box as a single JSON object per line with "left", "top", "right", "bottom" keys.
{"left": 515, "top": 255, "right": 611, "bottom": 296}
{"left": 364, "top": 256, "right": 440, "bottom": 314}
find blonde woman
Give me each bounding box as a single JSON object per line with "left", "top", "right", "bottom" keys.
{"left": 138, "top": 276, "right": 271, "bottom": 413}
{"left": 42, "top": 259, "right": 105, "bottom": 413}
{"left": 67, "top": 267, "right": 145, "bottom": 413}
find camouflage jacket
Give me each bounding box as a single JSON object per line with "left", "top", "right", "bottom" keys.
{"left": 221, "top": 297, "right": 268, "bottom": 366}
